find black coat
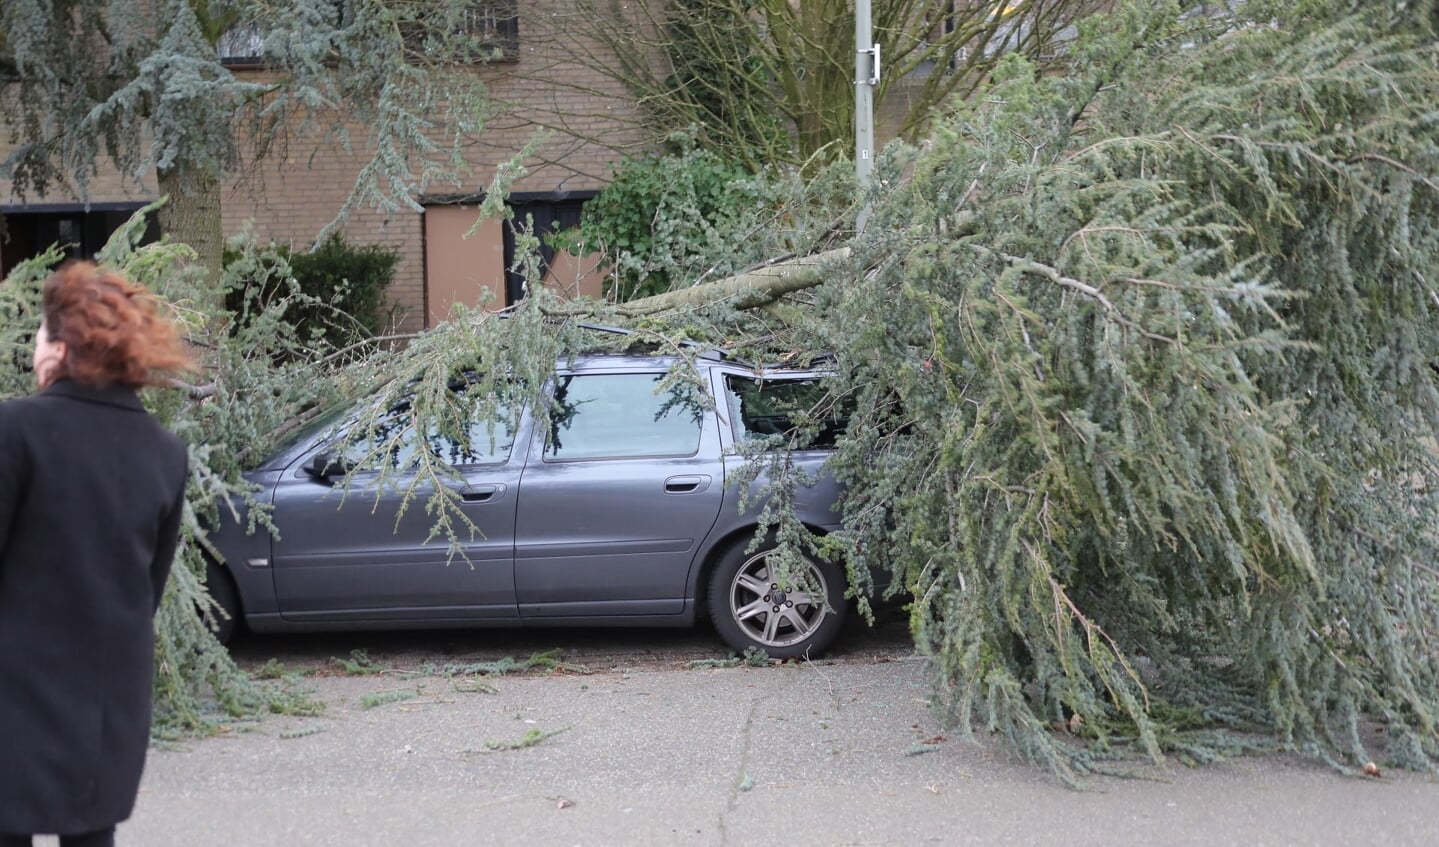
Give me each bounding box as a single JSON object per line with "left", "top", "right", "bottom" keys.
{"left": 0, "top": 380, "right": 187, "bottom": 835}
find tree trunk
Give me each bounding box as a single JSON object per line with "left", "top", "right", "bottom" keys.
{"left": 156, "top": 163, "right": 225, "bottom": 294}
{"left": 618, "top": 247, "right": 852, "bottom": 316}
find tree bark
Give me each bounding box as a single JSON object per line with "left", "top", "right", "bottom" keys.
{"left": 156, "top": 163, "right": 225, "bottom": 293}
{"left": 618, "top": 247, "right": 852, "bottom": 316}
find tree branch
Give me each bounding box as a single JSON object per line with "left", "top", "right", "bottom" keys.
{"left": 991, "top": 250, "right": 1175, "bottom": 344}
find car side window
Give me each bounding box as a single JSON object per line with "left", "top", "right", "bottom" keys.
{"left": 335, "top": 400, "right": 516, "bottom": 472}
{"left": 724, "top": 375, "right": 845, "bottom": 448}
{"left": 544, "top": 373, "right": 703, "bottom": 461}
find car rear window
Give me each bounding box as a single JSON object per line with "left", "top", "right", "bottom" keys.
{"left": 724, "top": 374, "right": 846, "bottom": 449}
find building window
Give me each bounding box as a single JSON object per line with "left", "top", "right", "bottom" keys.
{"left": 219, "top": 2, "right": 518, "bottom": 67}
{"left": 467, "top": 0, "right": 519, "bottom": 60}
{"left": 400, "top": 0, "right": 519, "bottom": 63}
{"left": 217, "top": 22, "right": 265, "bottom": 67}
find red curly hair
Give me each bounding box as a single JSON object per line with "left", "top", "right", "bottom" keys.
{"left": 41, "top": 260, "right": 194, "bottom": 388}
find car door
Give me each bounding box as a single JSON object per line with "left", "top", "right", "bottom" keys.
{"left": 514, "top": 368, "right": 725, "bottom": 617}
{"left": 269, "top": 400, "right": 526, "bottom": 622}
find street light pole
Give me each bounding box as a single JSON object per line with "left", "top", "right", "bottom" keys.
{"left": 855, "top": 0, "right": 878, "bottom": 232}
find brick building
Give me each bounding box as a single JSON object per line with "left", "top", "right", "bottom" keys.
{"left": 0, "top": 1, "right": 650, "bottom": 334}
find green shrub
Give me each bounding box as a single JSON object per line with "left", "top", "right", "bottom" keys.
{"left": 552, "top": 143, "right": 782, "bottom": 302}
{"left": 225, "top": 233, "right": 400, "bottom": 349}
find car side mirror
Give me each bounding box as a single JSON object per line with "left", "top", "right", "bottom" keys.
{"left": 304, "top": 450, "right": 353, "bottom": 481}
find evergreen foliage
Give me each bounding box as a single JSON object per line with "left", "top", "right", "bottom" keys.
{"left": 5, "top": 1, "right": 1438, "bottom": 782}
{"left": 802, "top": 1, "right": 1439, "bottom": 779}
{"left": 508, "top": 0, "right": 1439, "bottom": 782}
{"left": 0, "top": 0, "right": 497, "bottom": 201}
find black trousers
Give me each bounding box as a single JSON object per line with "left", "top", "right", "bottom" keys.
{"left": 0, "top": 827, "right": 116, "bottom": 847}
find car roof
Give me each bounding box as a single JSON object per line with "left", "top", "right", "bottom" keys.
{"left": 563, "top": 350, "right": 826, "bottom": 379}
{"left": 488, "top": 311, "right": 832, "bottom": 373}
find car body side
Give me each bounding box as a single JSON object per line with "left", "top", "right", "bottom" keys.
{"left": 204, "top": 354, "right": 846, "bottom": 637}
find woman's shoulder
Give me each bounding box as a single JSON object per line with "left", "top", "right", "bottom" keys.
{"left": 2, "top": 386, "right": 162, "bottom": 431}
{"left": 0, "top": 391, "right": 51, "bottom": 421}
{"left": 0, "top": 393, "right": 48, "bottom": 452}
{"left": 1, "top": 387, "right": 88, "bottom": 416}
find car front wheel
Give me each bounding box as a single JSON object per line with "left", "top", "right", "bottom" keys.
{"left": 708, "top": 540, "right": 846, "bottom": 659}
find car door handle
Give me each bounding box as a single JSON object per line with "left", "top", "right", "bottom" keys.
{"left": 664, "top": 474, "right": 712, "bottom": 494}
{"left": 459, "top": 483, "right": 505, "bottom": 503}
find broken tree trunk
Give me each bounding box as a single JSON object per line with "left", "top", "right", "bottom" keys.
{"left": 616, "top": 247, "right": 852, "bottom": 316}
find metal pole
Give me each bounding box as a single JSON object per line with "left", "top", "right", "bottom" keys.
{"left": 854, "top": 0, "right": 878, "bottom": 232}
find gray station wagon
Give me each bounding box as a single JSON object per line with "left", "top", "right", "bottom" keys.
{"left": 205, "top": 351, "right": 853, "bottom": 658}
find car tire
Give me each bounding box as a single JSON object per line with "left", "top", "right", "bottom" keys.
{"left": 707, "top": 537, "right": 846, "bottom": 660}
{"left": 203, "top": 559, "right": 242, "bottom": 645}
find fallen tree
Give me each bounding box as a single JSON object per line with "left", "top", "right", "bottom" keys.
{"left": 801, "top": 3, "right": 1439, "bottom": 779}
{"left": 537, "top": 0, "right": 1439, "bottom": 781}
{"left": 2, "top": 0, "right": 1436, "bottom": 782}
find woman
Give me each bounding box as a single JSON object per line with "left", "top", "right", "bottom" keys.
{"left": 0, "top": 261, "right": 192, "bottom": 847}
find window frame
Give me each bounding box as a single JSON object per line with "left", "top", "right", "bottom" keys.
{"left": 398, "top": 0, "right": 519, "bottom": 63}
{"left": 216, "top": 1, "right": 520, "bottom": 69}
{"left": 216, "top": 21, "right": 266, "bottom": 67}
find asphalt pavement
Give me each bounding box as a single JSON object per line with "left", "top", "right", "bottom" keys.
{"left": 106, "top": 636, "right": 1439, "bottom": 847}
